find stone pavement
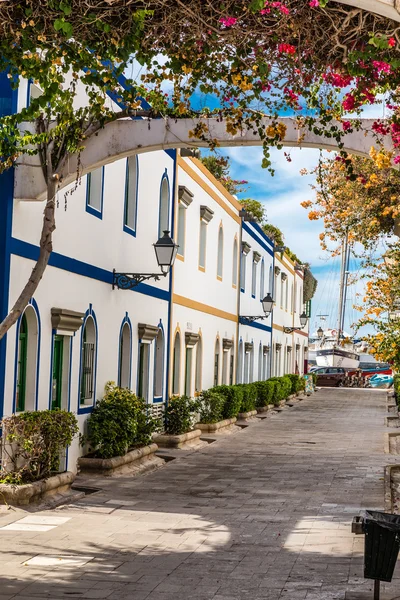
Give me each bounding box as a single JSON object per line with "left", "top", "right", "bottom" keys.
{"left": 0, "top": 388, "right": 398, "bottom": 600}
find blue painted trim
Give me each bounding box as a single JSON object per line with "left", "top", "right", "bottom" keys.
{"left": 48, "top": 328, "right": 56, "bottom": 409}
{"left": 260, "top": 258, "right": 265, "bottom": 301}
{"left": 77, "top": 305, "right": 98, "bottom": 415}
{"left": 10, "top": 237, "right": 170, "bottom": 302}
{"left": 157, "top": 169, "right": 170, "bottom": 239}
{"left": 123, "top": 156, "right": 139, "bottom": 237}
{"left": 85, "top": 166, "right": 105, "bottom": 220}
{"left": 165, "top": 150, "right": 177, "bottom": 404}
{"left": 242, "top": 222, "right": 274, "bottom": 257}
{"left": 0, "top": 71, "right": 18, "bottom": 419}
{"left": 117, "top": 313, "right": 133, "bottom": 389}
{"left": 12, "top": 298, "right": 41, "bottom": 413}
{"left": 239, "top": 318, "right": 272, "bottom": 334}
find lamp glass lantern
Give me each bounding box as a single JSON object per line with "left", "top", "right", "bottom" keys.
{"left": 317, "top": 327, "right": 324, "bottom": 339}
{"left": 262, "top": 293, "right": 274, "bottom": 316}
{"left": 300, "top": 312, "right": 308, "bottom": 328}
{"left": 153, "top": 230, "right": 179, "bottom": 274}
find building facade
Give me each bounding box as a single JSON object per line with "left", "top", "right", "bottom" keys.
{"left": 0, "top": 74, "right": 313, "bottom": 471}
{"left": 271, "top": 253, "right": 309, "bottom": 377}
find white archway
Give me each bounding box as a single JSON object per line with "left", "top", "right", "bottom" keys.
{"left": 335, "top": 0, "right": 400, "bottom": 21}
{"left": 15, "top": 117, "right": 391, "bottom": 202}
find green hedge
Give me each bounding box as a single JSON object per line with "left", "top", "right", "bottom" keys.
{"left": 165, "top": 395, "right": 200, "bottom": 435}
{"left": 254, "top": 380, "right": 276, "bottom": 407}
{"left": 394, "top": 374, "right": 400, "bottom": 405}
{"left": 236, "top": 383, "right": 257, "bottom": 413}
{"left": 202, "top": 375, "right": 305, "bottom": 419}
{"left": 210, "top": 385, "right": 243, "bottom": 419}
{"left": 286, "top": 373, "right": 304, "bottom": 394}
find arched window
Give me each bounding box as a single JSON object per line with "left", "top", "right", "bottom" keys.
{"left": 232, "top": 238, "right": 238, "bottom": 286}
{"left": 158, "top": 173, "right": 170, "bottom": 237}
{"left": 214, "top": 338, "right": 220, "bottom": 386}
{"left": 172, "top": 332, "right": 181, "bottom": 395}
{"left": 217, "top": 227, "right": 224, "bottom": 279}
{"left": 285, "top": 279, "right": 289, "bottom": 310}
{"left": 249, "top": 347, "right": 254, "bottom": 382}
{"left": 124, "top": 156, "right": 138, "bottom": 233}
{"left": 280, "top": 277, "right": 284, "bottom": 308}
{"left": 154, "top": 328, "right": 164, "bottom": 399}
{"left": 195, "top": 336, "right": 202, "bottom": 392}
{"left": 15, "top": 304, "right": 40, "bottom": 413}
{"left": 79, "top": 314, "right": 97, "bottom": 407}
{"left": 86, "top": 167, "right": 104, "bottom": 217}
{"left": 118, "top": 321, "right": 132, "bottom": 389}
{"left": 258, "top": 344, "right": 263, "bottom": 381}
{"left": 237, "top": 340, "right": 243, "bottom": 384}
{"left": 290, "top": 283, "right": 294, "bottom": 313}
{"left": 260, "top": 260, "right": 265, "bottom": 300}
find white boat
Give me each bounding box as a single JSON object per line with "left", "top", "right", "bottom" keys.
{"left": 312, "top": 234, "right": 360, "bottom": 370}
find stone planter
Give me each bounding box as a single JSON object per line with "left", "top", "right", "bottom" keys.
{"left": 385, "top": 415, "right": 400, "bottom": 428}
{"left": 154, "top": 428, "right": 204, "bottom": 449}
{"left": 196, "top": 418, "right": 238, "bottom": 434}
{"left": 237, "top": 410, "right": 258, "bottom": 421}
{"left": 78, "top": 443, "right": 163, "bottom": 476}
{"left": 0, "top": 471, "right": 75, "bottom": 506}
{"left": 256, "top": 405, "right": 274, "bottom": 414}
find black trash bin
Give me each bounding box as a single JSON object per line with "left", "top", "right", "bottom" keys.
{"left": 364, "top": 510, "right": 400, "bottom": 582}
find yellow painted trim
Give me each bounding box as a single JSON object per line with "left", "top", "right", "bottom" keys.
{"left": 232, "top": 283, "right": 237, "bottom": 289}
{"left": 217, "top": 275, "right": 223, "bottom": 282}
{"left": 189, "top": 157, "right": 243, "bottom": 211}
{"left": 275, "top": 254, "right": 295, "bottom": 276}
{"left": 178, "top": 157, "right": 241, "bottom": 224}
{"left": 173, "top": 293, "right": 237, "bottom": 323}
{"left": 176, "top": 254, "right": 184, "bottom": 262}
{"left": 198, "top": 265, "right": 206, "bottom": 273}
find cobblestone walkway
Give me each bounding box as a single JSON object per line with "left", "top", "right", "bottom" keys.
{"left": 0, "top": 388, "right": 398, "bottom": 600}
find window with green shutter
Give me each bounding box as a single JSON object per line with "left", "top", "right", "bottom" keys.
{"left": 16, "top": 314, "right": 28, "bottom": 412}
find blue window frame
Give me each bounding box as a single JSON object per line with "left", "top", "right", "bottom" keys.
{"left": 86, "top": 167, "right": 104, "bottom": 219}
{"left": 124, "top": 156, "right": 139, "bottom": 236}
{"left": 158, "top": 171, "right": 170, "bottom": 238}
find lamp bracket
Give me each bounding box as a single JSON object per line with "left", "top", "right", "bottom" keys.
{"left": 239, "top": 315, "right": 270, "bottom": 325}
{"left": 283, "top": 326, "right": 306, "bottom": 334}
{"left": 113, "top": 270, "right": 168, "bottom": 290}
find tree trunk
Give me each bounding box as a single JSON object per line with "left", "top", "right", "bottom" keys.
{"left": 0, "top": 177, "right": 57, "bottom": 340}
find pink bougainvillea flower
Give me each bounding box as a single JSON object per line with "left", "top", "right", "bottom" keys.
{"left": 322, "top": 71, "right": 353, "bottom": 88}
{"left": 309, "top": 0, "right": 319, "bottom": 6}
{"left": 393, "top": 155, "right": 400, "bottom": 164}
{"left": 219, "top": 16, "right": 237, "bottom": 27}
{"left": 278, "top": 43, "right": 296, "bottom": 55}
{"left": 388, "top": 37, "right": 396, "bottom": 48}
{"left": 342, "top": 93, "right": 356, "bottom": 111}
{"left": 372, "top": 121, "right": 390, "bottom": 136}
{"left": 342, "top": 121, "right": 351, "bottom": 131}
{"left": 372, "top": 60, "right": 391, "bottom": 75}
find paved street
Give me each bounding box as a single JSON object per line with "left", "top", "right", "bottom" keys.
{"left": 0, "top": 388, "right": 398, "bottom": 600}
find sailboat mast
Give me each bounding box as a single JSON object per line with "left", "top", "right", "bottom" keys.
{"left": 336, "top": 234, "right": 348, "bottom": 343}
{"left": 341, "top": 243, "right": 351, "bottom": 334}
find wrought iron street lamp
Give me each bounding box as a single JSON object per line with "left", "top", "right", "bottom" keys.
{"left": 283, "top": 312, "right": 309, "bottom": 334}
{"left": 113, "top": 230, "right": 179, "bottom": 290}
{"left": 240, "top": 293, "right": 274, "bottom": 325}
{"left": 317, "top": 327, "right": 324, "bottom": 339}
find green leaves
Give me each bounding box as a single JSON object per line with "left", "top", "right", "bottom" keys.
{"left": 53, "top": 17, "right": 73, "bottom": 37}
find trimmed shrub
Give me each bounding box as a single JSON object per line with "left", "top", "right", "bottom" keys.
{"left": 269, "top": 376, "right": 292, "bottom": 403}
{"left": 237, "top": 383, "right": 257, "bottom": 412}
{"left": 1, "top": 410, "right": 78, "bottom": 484}
{"left": 311, "top": 372, "right": 318, "bottom": 386}
{"left": 394, "top": 374, "right": 400, "bottom": 405}
{"left": 199, "top": 390, "right": 226, "bottom": 424}
{"left": 286, "top": 373, "right": 302, "bottom": 395}
{"left": 254, "top": 380, "right": 275, "bottom": 407}
{"left": 211, "top": 385, "right": 243, "bottom": 419}
{"left": 84, "top": 382, "right": 158, "bottom": 459}
{"left": 165, "top": 396, "right": 200, "bottom": 435}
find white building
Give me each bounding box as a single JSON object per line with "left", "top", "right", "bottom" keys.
{"left": 271, "top": 253, "right": 309, "bottom": 376}
{"left": 238, "top": 221, "right": 274, "bottom": 383}
{"left": 0, "top": 72, "right": 313, "bottom": 472}
{"left": 170, "top": 156, "right": 241, "bottom": 395}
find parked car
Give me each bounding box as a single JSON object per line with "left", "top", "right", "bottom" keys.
{"left": 312, "top": 367, "right": 347, "bottom": 387}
